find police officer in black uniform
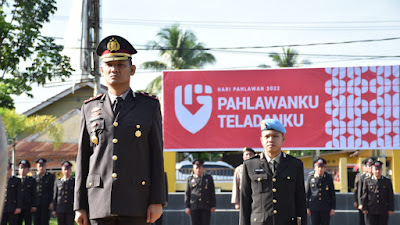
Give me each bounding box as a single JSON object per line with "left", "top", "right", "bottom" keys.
{"left": 185, "top": 159, "right": 216, "bottom": 225}
{"left": 353, "top": 157, "right": 374, "bottom": 225}
{"left": 53, "top": 161, "right": 74, "bottom": 225}
{"left": 1, "top": 163, "right": 22, "bottom": 225}
{"left": 240, "top": 119, "right": 307, "bottom": 225}
{"left": 17, "top": 160, "right": 37, "bottom": 225}
{"left": 306, "top": 157, "right": 336, "bottom": 225}
{"left": 74, "top": 35, "right": 165, "bottom": 225}
{"left": 33, "top": 158, "right": 55, "bottom": 225}
{"left": 361, "top": 161, "right": 394, "bottom": 225}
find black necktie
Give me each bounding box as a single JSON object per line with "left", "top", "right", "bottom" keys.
{"left": 269, "top": 160, "right": 276, "bottom": 173}
{"left": 113, "top": 97, "right": 123, "bottom": 116}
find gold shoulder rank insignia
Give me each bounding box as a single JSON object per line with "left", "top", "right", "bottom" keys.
{"left": 137, "top": 91, "right": 158, "bottom": 100}
{"left": 84, "top": 93, "right": 104, "bottom": 104}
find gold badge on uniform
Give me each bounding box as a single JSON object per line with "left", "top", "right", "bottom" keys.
{"left": 326, "top": 186, "right": 329, "bottom": 191}
{"left": 135, "top": 130, "right": 141, "bottom": 138}
{"left": 91, "top": 135, "right": 99, "bottom": 145}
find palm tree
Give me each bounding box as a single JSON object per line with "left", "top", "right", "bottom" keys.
{"left": 0, "top": 108, "right": 63, "bottom": 174}
{"left": 142, "top": 24, "right": 216, "bottom": 95}
{"left": 269, "top": 47, "right": 311, "bottom": 67}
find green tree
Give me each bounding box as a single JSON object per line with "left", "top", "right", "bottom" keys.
{"left": 269, "top": 47, "right": 311, "bottom": 67}
{"left": 142, "top": 24, "right": 216, "bottom": 95}
{"left": 0, "top": 108, "right": 63, "bottom": 174}
{"left": 0, "top": 0, "right": 74, "bottom": 103}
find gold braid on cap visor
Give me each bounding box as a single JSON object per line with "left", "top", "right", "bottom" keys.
{"left": 101, "top": 53, "right": 131, "bottom": 62}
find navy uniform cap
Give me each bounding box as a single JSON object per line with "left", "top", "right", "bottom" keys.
{"left": 365, "top": 157, "right": 376, "bottom": 166}
{"left": 36, "top": 158, "right": 47, "bottom": 164}
{"left": 260, "top": 119, "right": 286, "bottom": 134}
{"left": 372, "top": 160, "right": 383, "bottom": 169}
{"left": 313, "top": 157, "right": 327, "bottom": 166}
{"left": 192, "top": 159, "right": 204, "bottom": 166}
{"left": 61, "top": 161, "right": 72, "bottom": 169}
{"left": 18, "top": 160, "right": 31, "bottom": 168}
{"left": 96, "top": 35, "right": 137, "bottom": 62}
{"left": 243, "top": 147, "right": 255, "bottom": 154}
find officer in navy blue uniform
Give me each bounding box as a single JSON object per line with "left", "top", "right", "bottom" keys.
{"left": 74, "top": 35, "right": 165, "bottom": 225}
{"left": 33, "top": 158, "right": 55, "bottom": 225}
{"left": 185, "top": 159, "right": 216, "bottom": 225}
{"left": 1, "top": 163, "right": 22, "bottom": 225}
{"left": 240, "top": 119, "right": 307, "bottom": 225}
{"left": 17, "top": 160, "right": 37, "bottom": 225}
{"left": 361, "top": 161, "right": 394, "bottom": 225}
{"left": 306, "top": 158, "right": 336, "bottom": 225}
{"left": 53, "top": 161, "right": 75, "bottom": 225}
{"left": 353, "top": 157, "right": 375, "bottom": 225}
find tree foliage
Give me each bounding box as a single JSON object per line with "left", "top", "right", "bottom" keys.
{"left": 269, "top": 47, "right": 311, "bottom": 67}
{"left": 0, "top": 0, "right": 74, "bottom": 103}
{"left": 142, "top": 24, "right": 216, "bottom": 94}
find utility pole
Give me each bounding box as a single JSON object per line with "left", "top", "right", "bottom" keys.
{"left": 81, "top": 0, "right": 101, "bottom": 96}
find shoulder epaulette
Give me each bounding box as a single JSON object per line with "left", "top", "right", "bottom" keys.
{"left": 137, "top": 91, "right": 158, "bottom": 100}
{"left": 84, "top": 93, "right": 104, "bottom": 104}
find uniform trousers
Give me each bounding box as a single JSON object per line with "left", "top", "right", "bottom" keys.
{"left": 56, "top": 213, "right": 74, "bottom": 225}
{"left": 357, "top": 210, "right": 365, "bottom": 225}
{"left": 153, "top": 214, "right": 163, "bottom": 225}
{"left": 310, "top": 211, "right": 330, "bottom": 225}
{"left": 18, "top": 209, "right": 32, "bottom": 225}
{"left": 190, "top": 209, "right": 211, "bottom": 225}
{"left": 33, "top": 205, "right": 50, "bottom": 225}
{"left": 1, "top": 213, "right": 19, "bottom": 225}
{"left": 366, "top": 213, "right": 389, "bottom": 225}
{"left": 90, "top": 216, "right": 147, "bottom": 225}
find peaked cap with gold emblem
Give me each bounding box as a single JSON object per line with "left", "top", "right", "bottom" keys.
{"left": 96, "top": 35, "right": 137, "bottom": 62}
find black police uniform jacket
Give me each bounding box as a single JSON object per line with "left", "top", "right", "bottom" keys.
{"left": 53, "top": 177, "right": 75, "bottom": 213}
{"left": 306, "top": 171, "right": 336, "bottom": 212}
{"left": 3, "top": 176, "right": 23, "bottom": 214}
{"left": 361, "top": 176, "right": 394, "bottom": 215}
{"left": 240, "top": 152, "right": 307, "bottom": 225}
{"left": 185, "top": 174, "right": 216, "bottom": 210}
{"left": 20, "top": 176, "right": 37, "bottom": 210}
{"left": 34, "top": 172, "right": 55, "bottom": 206}
{"left": 74, "top": 90, "right": 166, "bottom": 219}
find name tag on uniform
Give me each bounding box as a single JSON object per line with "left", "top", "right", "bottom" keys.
{"left": 254, "top": 168, "right": 265, "bottom": 174}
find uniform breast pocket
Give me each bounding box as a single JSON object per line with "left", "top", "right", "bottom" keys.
{"left": 251, "top": 174, "right": 269, "bottom": 193}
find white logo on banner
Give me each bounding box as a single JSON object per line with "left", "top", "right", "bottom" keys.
{"left": 324, "top": 66, "right": 400, "bottom": 148}
{"left": 175, "top": 84, "right": 213, "bottom": 134}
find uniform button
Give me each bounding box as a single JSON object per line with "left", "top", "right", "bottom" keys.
{"left": 272, "top": 188, "right": 277, "bottom": 193}
{"left": 377, "top": 200, "right": 380, "bottom": 203}
{"left": 199, "top": 198, "right": 202, "bottom": 201}
{"left": 287, "top": 176, "right": 291, "bottom": 180}
{"left": 377, "top": 195, "right": 379, "bottom": 197}
{"left": 319, "top": 188, "right": 322, "bottom": 191}
{"left": 319, "top": 193, "right": 322, "bottom": 196}
{"left": 5, "top": 200, "right": 7, "bottom": 202}
{"left": 254, "top": 218, "right": 257, "bottom": 222}
{"left": 136, "top": 125, "right": 140, "bottom": 129}
{"left": 200, "top": 188, "right": 202, "bottom": 191}
{"left": 112, "top": 138, "right": 118, "bottom": 143}
{"left": 273, "top": 199, "right": 277, "bottom": 203}
{"left": 64, "top": 200, "right": 67, "bottom": 202}
{"left": 319, "top": 198, "right": 322, "bottom": 200}
{"left": 112, "top": 173, "right": 117, "bottom": 178}
{"left": 142, "top": 181, "right": 146, "bottom": 186}
{"left": 113, "top": 122, "right": 118, "bottom": 127}
{"left": 273, "top": 210, "right": 277, "bottom": 214}
{"left": 199, "top": 193, "right": 202, "bottom": 196}
{"left": 112, "top": 155, "right": 118, "bottom": 160}
{"left": 89, "top": 182, "right": 93, "bottom": 187}
{"left": 257, "top": 177, "right": 261, "bottom": 182}
{"left": 272, "top": 178, "right": 276, "bottom": 182}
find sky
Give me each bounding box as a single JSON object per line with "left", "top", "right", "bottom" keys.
{"left": 11, "top": 0, "right": 400, "bottom": 113}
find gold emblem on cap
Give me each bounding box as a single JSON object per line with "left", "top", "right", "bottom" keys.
{"left": 91, "top": 135, "right": 98, "bottom": 145}
{"left": 135, "top": 130, "right": 141, "bottom": 138}
{"left": 107, "top": 38, "right": 120, "bottom": 52}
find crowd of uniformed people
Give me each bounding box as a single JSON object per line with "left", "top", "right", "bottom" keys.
{"left": 2, "top": 159, "right": 74, "bottom": 225}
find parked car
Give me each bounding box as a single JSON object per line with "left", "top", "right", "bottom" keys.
{"left": 175, "top": 161, "right": 234, "bottom": 183}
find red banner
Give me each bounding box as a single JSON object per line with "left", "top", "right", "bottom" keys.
{"left": 163, "top": 66, "right": 400, "bottom": 151}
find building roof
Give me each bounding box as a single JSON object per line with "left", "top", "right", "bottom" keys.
{"left": 23, "top": 82, "right": 107, "bottom": 116}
